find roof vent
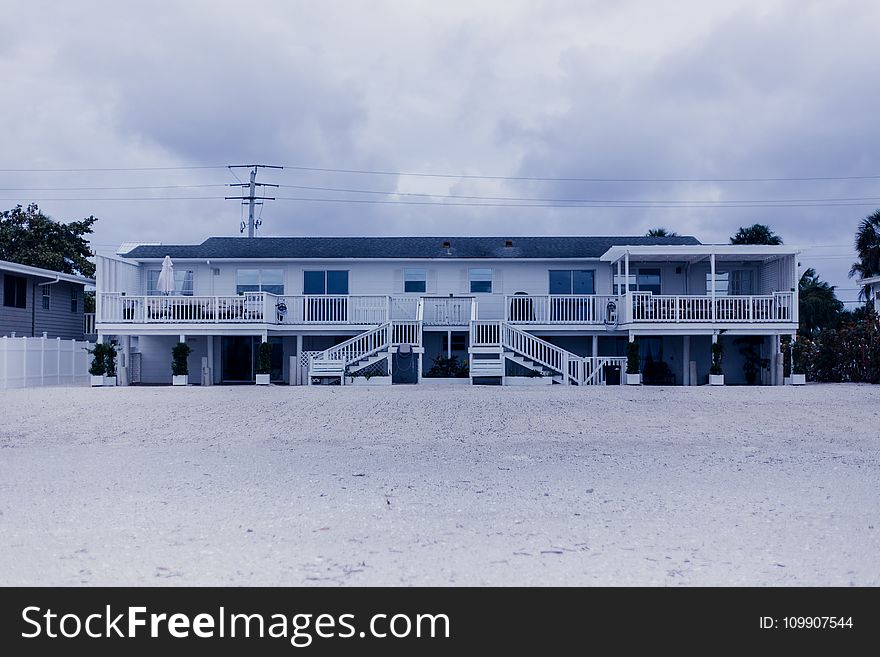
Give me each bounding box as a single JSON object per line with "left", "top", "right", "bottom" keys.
{"left": 505, "top": 239, "right": 513, "bottom": 248}
{"left": 442, "top": 240, "right": 451, "bottom": 249}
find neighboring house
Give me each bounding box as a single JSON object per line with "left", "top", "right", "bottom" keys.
{"left": 94, "top": 236, "right": 800, "bottom": 386}
{"left": 857, "top": 275, "right": 880, "bottom": 309}
{"left": 1, "top": 259, "right": 95, "bottom": 340}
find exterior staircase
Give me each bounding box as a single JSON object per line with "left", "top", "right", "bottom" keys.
{"left": 470, "top": 319, "right": 626, "bottom": 385}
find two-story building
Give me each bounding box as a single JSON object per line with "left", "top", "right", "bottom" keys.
{"left": 94, "top": 235, "right": 800, "bottom": 386}
{"left": 1, "top": 259, "right": 95, "bottom": 340}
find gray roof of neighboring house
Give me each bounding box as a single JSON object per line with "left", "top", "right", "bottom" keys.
{"left": 0, "top": 258, "right": 95, "bottom": 285}
{"left": 121, "top": 235, "right": 701, "bottom": 260}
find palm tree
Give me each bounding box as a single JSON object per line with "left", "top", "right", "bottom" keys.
{"left": 798, "top": 267, "right": 843, "bottom": 338}
{"left": 645, "top": 227, "right": 679, "bottom": 237}
{"left": 730, "top": 224, "right": 783, "bottom": 245}
{"left": 849, "top": 210, "right": 880, "bottom": 298}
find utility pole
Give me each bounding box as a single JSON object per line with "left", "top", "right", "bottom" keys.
{"left": 225, "top": 164, "right": 283, "bottom": 237}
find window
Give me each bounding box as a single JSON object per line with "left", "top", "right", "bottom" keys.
{"left": 70, "top": 288, "right": 78, "bottom": 313}
{"left": 613, "top": 274, "right": 636, "bottom": 295}
{"left": 303, "top": 270, "right": 349, "bottom": 295}
{"left": 3, "top": 274, "right": 27, "bottom": 308}
{"left": 42, "top": 285, "right": 50, "bottom": 310}
{"left": 147, "top": 269, "right": 194, "bottom": 296}
{"left": 236, "top": 268, "right": 284, "bottom": 295}
{"left": 706, "top": 270, "right": 753, "bottom": 296}
{"left": 442, "top": 333, "right": 468, "bottom": 351}
{"left": 404, "top": 268, "right": 426, "bottom": 293}
{"left": 549, "top": 270, "right": 595, "bottom": 295}
{"left": 469, "top": 268, "right": 492, "bottom": 293}
{"left": 636, "top": 268, "right": 662, "bottom": 294}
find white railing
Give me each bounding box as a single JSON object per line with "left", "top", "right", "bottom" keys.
{"left": 312, "top": 323, "right": 390, "bottom": 366}
{"left": 629, "top": 291, "right": 795, "bottom": 323}
{"left": 502, "top": 323, "right": 569, "bottom": 377}
{"left": 421, "top": 296, "right": 473, "bottom": 325}
{"left": 571, "top": 356, "right": 628, "bottom": 385}
{"left": 470, "top": 320, "right": 501, "bottom": 347}
{"left": 390, "top": 296, "right": 420, "bottom": 320}
{"left": 391, "top": 321, "right": 422, "bottom": 345}
{"left": 99, "top": 293, "right": 268, "bottom": 323}
{"left": 83, "top": 313, "right": 96, "bottom": 335}
{"left": 506, "top": 295, "right": 619, "bottom": 324}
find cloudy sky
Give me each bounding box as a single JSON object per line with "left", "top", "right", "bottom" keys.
{"left": 2, "top": 0, "right": 879, "bottom": 301}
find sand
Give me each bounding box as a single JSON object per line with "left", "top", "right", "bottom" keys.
{"left": 1, "top": 383, "right": 878, "bottom": 586}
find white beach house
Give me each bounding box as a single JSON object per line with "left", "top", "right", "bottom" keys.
{"left": 94, "top": 235, "right": 800, "bottom": 386}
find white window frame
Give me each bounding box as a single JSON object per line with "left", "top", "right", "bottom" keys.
{"left": 403, "top": 268, "right": 427, "bottom": 294}
{"left": 236, "top": 268, "right": 285, "bottom": 295}
{"left": 468, "top": 268, "right": 493, "bottom": 294}
{"left": 41, "top": 285, "right": 50, "bottom": 310}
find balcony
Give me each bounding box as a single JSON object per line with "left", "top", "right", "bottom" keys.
{"left": 504, "top": 292, "right": 796, "bottom": 326}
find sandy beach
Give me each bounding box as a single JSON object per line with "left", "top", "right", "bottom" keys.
{"left": 1, "top": 384, "right": 878, "bottom": 586}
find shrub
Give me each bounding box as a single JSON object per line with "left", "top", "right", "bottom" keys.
{"left": 256, "top": 341, "right": 273, "bottom": 376}
{"left": 425, "top": 353, "right": 469, "bottom": 378}
{"left": 88, "top": 343, "right": 106, "bottom": 376}
{"left": 709, "top": 342, "right": 724, "bottom": 376}
{"left": 171, "top": 342, "right": 192, "bottom": 376}
{"left": 626, "top": 340, "right": 640, "bottom": 375}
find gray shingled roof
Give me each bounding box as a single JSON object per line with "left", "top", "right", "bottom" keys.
{"left": 121, "top": 235, "right": 701, "bottom": 260}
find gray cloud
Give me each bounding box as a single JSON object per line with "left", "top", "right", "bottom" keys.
{"left": 1, "top": 0, "right": 877, "bottom": 301}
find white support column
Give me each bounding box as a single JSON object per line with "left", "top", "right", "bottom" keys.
{"left": 682, "top": 335, "right": 690, "bottom": 386}
{"left": 296, "top": 334, "right": 303, "bottom": 357}
{"left": 624, "top": 252, "right": 630, "bottom": 296}
{"left": 121, "top": 335, "right": 131, "bottom": 386}
{"left": 592, "top": 334, "right": 598, "bottom": 358}
{"left": 261, "top": 331, "right": 268, "bottom": 343}
{"left": 710, "top": 252, "right": 717, "bottom": 323}
{"left": 179, "top": 334, "right": 186, "bottom": 344}
{"left": 447, "top": 330, "right": 452, "bottom": 358}
{"left": 206, "top": 335, "right": 214, "bottom": 386}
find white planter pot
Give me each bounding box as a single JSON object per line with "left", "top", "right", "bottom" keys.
{"left": 709, "top": 374, "right": 725, "bottom": 386}
{"left": 420, "top": 377, "right": 470, "bottom": 385}
{"left": 90, "top": 375, "right": 104, "bottom": 387}
{"left": 783, "top": 377, "right": 792, "bottom": 386}
{"left": 790, "top": 373, "right": 806, "bottom": 386}
{"left": 103, "top": 376, "right": 117, "bottom": 387}
{"left": 506, "top": 376, "right": 553, "bottom": 386}
{"left": 172, "top": 375, "right": 188, "bottom": 386}
{"left": 255, "top": 373, "right": 271, "bottom": 385}
{"left": 346, "top": 376, "right": 391, "bottom": 386}
{"left": 625, "top": 373, "right": 642, "bottom": 385}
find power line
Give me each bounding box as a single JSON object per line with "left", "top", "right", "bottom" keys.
{"left": 225, "top": 164, "right": 283, "bottom": 237}
{"left": 276, "top": 183, "right": 880, "bottom": 205}
{"left": 279, "top": 164, "right": 880, "bottom": 183}
{"left": 0, "top": 165, "right": 227, "bottom": 172}
{"left": 0, "top": 184, "right": 227, "bottom": 191}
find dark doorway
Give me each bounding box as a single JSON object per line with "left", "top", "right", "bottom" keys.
{"left": 222, "top": 336, "right": 254, "bottom": 382}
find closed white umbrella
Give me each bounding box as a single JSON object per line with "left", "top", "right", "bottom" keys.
{"left": 156, "top": 255, "right": 175, "bottom": 295}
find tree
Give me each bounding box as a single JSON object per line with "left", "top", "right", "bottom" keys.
{"left": 729, "top": 224, "right": 783, "bottom": 245}
{"left": 798, "top": 267, "right": 843, "bottom": 338}
{"left": 849, "top": 209, "right": 880, "bottom": 297}
{"left": 0, "top": 204, "right": 97, "bottom": 278}
{"left": 645, "top": 227, "right": 678, "bottom": 237}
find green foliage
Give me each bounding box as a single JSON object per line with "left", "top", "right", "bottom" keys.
{"left": 782, "top": 335, "right": 792, "bottom": 378}
{"left": 800, "top": 308, "right": 880, "bottom": 383}
{"left": 171, "top": 342, "right": 192, "bottom": 376}
{"left": 626, "top": 340, "right": 640, "bottom": 374}
{"left": 729, "top": 224, "right": 783, "bottom": 245}
{"left": 850, "top": 209, "right": 880, "bottom": 297}
{"left": 645, "top": 227, "right": 678, "bottom": 237}
{"left": 0, "top": 204, "right": 97, "bottom": 278}
{"left": 735, "top": 336, "right": 768, "bottom": 384}
{"left": 791, "top": 337, "right": 806, "bottom": 375}
{"left": 799, "top": 268, "right": 843, "bottom": 338}
{"left": 88, "top": 341, "right": 117, "bottom": 377}
{"left": 425, "top": 353, "right": 469, "bottom": 378}
{"left": 256, "top": 341, "right": 273, "bottom": 375}
{"left": 709, "top": 342, "right": 724, "bottom": 376}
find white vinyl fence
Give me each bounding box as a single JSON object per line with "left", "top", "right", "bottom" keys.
{"left": 0, "top": 336, "right": 93, "bottom": 389}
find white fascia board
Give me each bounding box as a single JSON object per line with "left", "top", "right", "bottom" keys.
{"left": 0, "top": 259, "right": 95, "bottom": 285}
{"left": 599, "top": 245, "right": 800, "bottom": 262}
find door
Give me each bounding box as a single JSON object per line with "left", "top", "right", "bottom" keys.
{"left": 221, "top": 336, "right": 253, "bottom": 382}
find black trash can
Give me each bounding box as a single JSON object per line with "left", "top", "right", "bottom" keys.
{"left": 603, "top": 363, "right": 621, "bottom": 385}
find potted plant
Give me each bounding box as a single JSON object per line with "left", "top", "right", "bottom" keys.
{"left": 709, "top": 341, "right": 724, "bottom": 385}
{"left": 790, "top": 337, "right": 806, "bottom": 385}
{"left": 625, "top": 340, "right": 641, "bottom": 385}
{"left": 255, "top": 341, "right": 273, "bottom": 385}
{"left": 88, "top": 342, "right": 106, "bottom": 386}
{"left": 103, "top": 342, "right": 118, "bottom": 386}
{"left": 171, "top": 342, "right": 192, "bottom": 386}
